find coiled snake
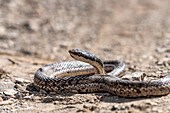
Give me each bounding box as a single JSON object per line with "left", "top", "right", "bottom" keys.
{"left": 34, "top": 49, "right": 170, "bottom": 97}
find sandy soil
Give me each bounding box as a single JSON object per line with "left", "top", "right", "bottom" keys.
{"left": 0, "top": 0, "right": 169, "bottom": 112}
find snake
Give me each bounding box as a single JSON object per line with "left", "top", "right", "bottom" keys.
{"left": 34, "top": 49, "right": 170, "bottom": 97}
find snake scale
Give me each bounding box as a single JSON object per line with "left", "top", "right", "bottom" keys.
{"left": 34, "top": 49, "right": 170, "bottom": 97}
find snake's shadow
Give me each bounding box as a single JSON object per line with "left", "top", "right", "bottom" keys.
{"left": 94, "top": 93, "right": 162, "bottom": 103}
{"left": 26, "top": 84, "right": 163, "bottom": 103}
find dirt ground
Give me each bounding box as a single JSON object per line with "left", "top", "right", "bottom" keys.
{"left": 0, "top": 0, "right": 170, "bottom": 113}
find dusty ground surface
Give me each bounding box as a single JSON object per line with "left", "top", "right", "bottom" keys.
{"left": 0, "top": 0, "right": 170, "bottom": 113}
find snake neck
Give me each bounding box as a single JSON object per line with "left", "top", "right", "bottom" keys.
{"left": 92, "top": 61, "right": 105, "bottom": 74}
{"left": 69, "top": 49, "right": 106, "bottom": 74}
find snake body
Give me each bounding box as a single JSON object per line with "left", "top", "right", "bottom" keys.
{"left": 34, "top": 49, "right": 170, "bottom": 97}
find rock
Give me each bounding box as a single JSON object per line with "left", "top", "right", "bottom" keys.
{"left": 24, "top": 79, "right": 31, "bottom": 83}
{"left": 77, "top": 109, "right": 87, "bottom": 112}
{"left": 155, "top": 47, "right": 166, "bottom": 53}
{"left": 0, "top": 58, "right": 12, "bottom": 68}
{"left": 23, "top": 96, "right": 32, "bottom": 100}
{"left": 83, "top": 104, "right": 97, "bottom": 111}
{"left": 15, "top": 78, "right": 25, "bottom": 83}
{"left": 0, "top": 100, "right": 13, "bottom": 106}
{"left": 3, "top": 89, "right": 17, "bottom": 97}
{"left": 155, "top": 61, "right": 164, "bottom": 66}
{"left": 29, "top": 20, "right": 40, "bottom": 32}
{"left": 0, "top": 26, "right": 6, "bottom": 35}
{"left": 122, "top": 72, "right": 146, "bottom": 81}
{"left": 15, "top": 78, "right": 30, "bottom": 83}
{"left": 110, "top": 105, "right": 119, "bottom": 111}
{"left": 30, "top": 74, "right": 34, "bottom": 78}
{"left": 152, "top": 107, "right": 159, "bottom": 112}
{"left": 89, "top": 105, "right": 97, "bottom": 111}
{"left": 146, "top": 102, "right": 158, "bottom": 106}
{"left": 43, "top": 97, "right": 53, "bottom": 103}
{"left": 15, "top": 84, "right": 23, "bottom": 89}
{"left": 0, "top": 82, "right": 15, "bottom": 92}
{"left": 0, "top": 97, "right": 3, "bottom": 102}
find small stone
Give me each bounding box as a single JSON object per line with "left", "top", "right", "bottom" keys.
{"left": 60, "top": 43, "right": 68, "bottom": 49}
{"left": 156, "top": 61, "right": 164, "bottom": 66}
{"left": 89, "top": 105, "right": 97, "bottom": 111}
{"left": 0, "top": 58, "right": 12, "bottom": 68}
{"left": 0, "top": 97, "right": 3, "bottom": 102}
{"left": 83, "top": 104, "right": 88, "bottom": 109}
{"left": 15, "top": 78, "right": 25, "bottom": 83}
{"left": 77, "top": 109, "right": 87, "bottom": 112}
{"left": 0, "top": 100, "right": 13, "bottom": 106}
{"left": 43, "top": 97, "right": 53, "bottom": 103}
{"left": 88, "top": 99, "right": 95, "bottom": 103}
{"left": 111, "top": 105, "right": 119, "bottom": 111}
{"left": 53, "top": 101, "right": 59, "bottom": 105}
{"left": 65, "top": 105, "right": 76, "bottom": 108}
{"left": 34, "top": 96, "right": 41, "bottom": 100}
{"left": 0, "top": 26, "right": 6, "bottom": 35}
{"left": 122, "top": 72, "right": 146, "bottom": 81}
{"left": 83, "top": 104, "right": 97, "bottom": 111}
{"left": 23, "top": 96, "right": 32, "bottom": 100}
{"left": 0, "top": 82, "right": 15, "bottom": 92}
{"left": 156, "top": 71, "right": 162, "bottom": 74}
{"left": 103, "top": 47, "right": 112, "bottom": 52}
{"left": 120, "top": 106, "right": 126, "bottom": 110}
{"left": 155, "top": 48, "right": 166, "bottom": 53}
{"left": 29, "top": 20, "right": 40, "bottom": 32}
{"left": 146, "top": 102, "right": 158, "bottom": 106}
{"left": 30, "top": 74, "right": 34, "bottom": 78}
{"left": 152, "top": 107, "right": 159, "bottom": 112}
{"left": 15, "top": 84, "right": 23, "bottom": 89}
{"left": 15, "top": 78, "right": 30, "bottom": 83}
{"left": 24, "top": 80, "right": 31, "bottom": 83}
{"left": 3, "top": 89, "right": 17, "bottom": 97}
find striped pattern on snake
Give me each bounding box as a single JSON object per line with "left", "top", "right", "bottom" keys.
{"left": 34, "top": 49, "right": 170, "bottom": 97}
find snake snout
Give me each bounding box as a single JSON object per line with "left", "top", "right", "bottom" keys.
{"left": 69, "top": 49, "right": 81, "bottom": 55}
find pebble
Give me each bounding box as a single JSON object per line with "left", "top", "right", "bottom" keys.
{"left": 145, "top": 102, "right": 158, "bottom": 106}
{"left": 30, "top": 74, "right": 34, "bottom": 78}
{"left": 0, "top": 100, "right": 13, "bottom": 106}
{"left": 0, "top": 97, "right": 3, "bottom": 102}
{"left": 155, "top": 47, "right": 166, "bottom": 53}
{"left": 152, "top": 107, "right": 159, "bottom": 112}
{"left": 156, "top": 71, "right": 162, "bottom": 74}
{"left": 0, "top": 82, "right": 15, "bottom": 92}
{"left": 110, "top": 105, "right": 119, "bottom": 111}
{"left": 103, "top": 47, "right": 112, "bottom": 52}
{"left": 83, "top": 104, "right": 97, "bottom": 111}
{"left": 29, "top": 20, "right": 40, "bottom": 32}
{"left": 23, "top": 96, "right": 32, "bottom": 100}
{"left": 15, "top": 78, "right": 30, "bottom": 83}
{"left": 0, "top": 58, "right": 12, "bottom": 68}
{"left": 122, "top": 72, "right": 146, "bottom": 81}
{"left": 3, "top": 89, "right": 17, "bottom": 97}
{"left": 43, "top": 97, "right": 53, "bottom": 103}
{"left": 60, "top": 43, "right": 69, "bottom": 49}
{"left": 156, "top": 61, "right": 164, "bottom": 66}
{"left": 15, "top": 84, "right": 23, "bottom": 89}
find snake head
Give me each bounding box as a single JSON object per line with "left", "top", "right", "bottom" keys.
{"left": 69, "top": 49, "right": 101, "bottom": 64}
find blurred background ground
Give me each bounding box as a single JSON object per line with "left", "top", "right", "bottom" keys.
{"left": 0, "top": 0, "right": 169, "bottom": 112}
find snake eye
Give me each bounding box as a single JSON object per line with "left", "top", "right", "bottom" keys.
{"left": 69, "top": 49, "right": 83, "bottom": 56}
